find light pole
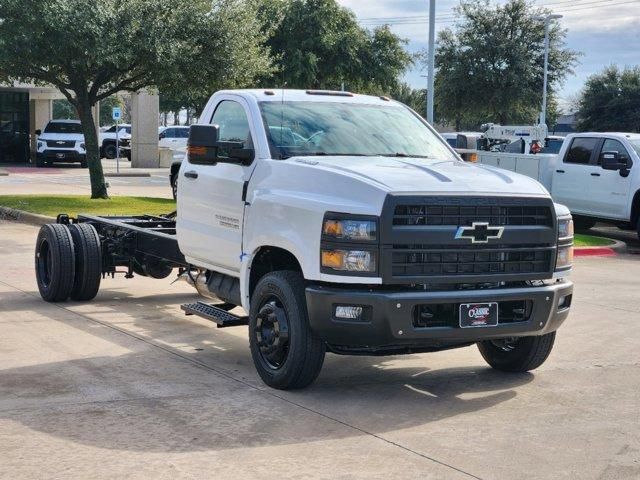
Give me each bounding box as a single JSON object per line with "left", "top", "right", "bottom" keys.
{"left": 426, "top": 0, "right": 436, "bottom": 124}
{"left": 534, "top": 14, "right": 562, "bottom": 126}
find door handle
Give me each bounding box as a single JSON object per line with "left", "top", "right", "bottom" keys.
{"left": 591, "top": 172, "right": 601, "bottom": 177}
{"left": 184, "top": 171, "right": 198, "bottom": 179}
{"left": 556, "top": 170, "right": 565, "bottom": 173}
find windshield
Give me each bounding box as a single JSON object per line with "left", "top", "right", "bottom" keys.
{"left": 630, "top": 139, "right": 640, "bottom": 156}
{"left": 259, "top": 101, "right": 456, "bottom": 160}
{"left": 44, "top": 122, "right": 83, "bottom": 134}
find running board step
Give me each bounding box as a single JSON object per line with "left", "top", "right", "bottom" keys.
{"left": 181, "top": 301, "right": 248, "bottom": 328}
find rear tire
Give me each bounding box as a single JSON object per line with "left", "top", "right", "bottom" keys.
{"left": 35, "top": 224, "right": 76, "bottom": 302}
{"left": 68, "top": 224, "right": 102, "bottom": 301}
{"left": 249, "top": 271, "right": 325, "bottom": 390}
{"left": 171, "top": 174, "right": 178, "bottom": 200}
{"left": 477, "top": 332, "right": 556, "bottom": 372}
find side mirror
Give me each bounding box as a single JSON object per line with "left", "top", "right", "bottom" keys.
{"left": 35, "top": 129, "right": 41, "bottom": 136}
{"left": 601, "top": 151, "right": 631, "bottom": 177}
{"left": 159, "top": 132, "right": 166, "bottom": 140}
{"left": 188, "top": 124, "right": 254, "bottom": 165}
{"left": 601, "top": 151, "right": 624, "bottom": 170}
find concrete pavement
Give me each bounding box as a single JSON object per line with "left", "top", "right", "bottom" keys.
{"left": 0, "top": 159, "right": 172, "bottom": 198}
{"left": 1, "top": 220, "right": 639, "bottom": 479}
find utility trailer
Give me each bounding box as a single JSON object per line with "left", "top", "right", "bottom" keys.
{"left": 35, "top": 213, "right": 249, "bottom": 328}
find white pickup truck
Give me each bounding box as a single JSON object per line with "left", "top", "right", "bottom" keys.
{"left": 479, "top": 132, "right": 640, "bottom": 236}
{"left": 34, "top": 89, "right": 574, "bottom": 390}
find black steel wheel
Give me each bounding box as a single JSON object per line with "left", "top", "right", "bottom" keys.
{"left": 104, "top": 143, "right": 117, "bottom": 159}
{"left": 249, "top": 271, "right": 325, "bottom": 390}
{"left": 35, "top": 224, "right": 76, "bottom": 302}
{"left": 477, "top": 332, "right": 556, "bottom": 372}
{"left": 68, "top": 223, "right": 102, "bottom": 301}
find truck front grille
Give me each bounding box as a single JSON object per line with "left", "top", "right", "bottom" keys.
{"left": 393, "top": 204, "right": 553, "bottom": 226}
{"left": 391, "top": 244, "right": 552, "bottom": 277}
{"left": 46, "top": 140, "right": 75, "bottom": 148}
{"left": 381, "top": 195, "right": 557, "bottom": 284}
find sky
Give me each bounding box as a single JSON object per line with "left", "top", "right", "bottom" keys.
{"left": 339, "top": 0, "right": 640, "bottom": 111}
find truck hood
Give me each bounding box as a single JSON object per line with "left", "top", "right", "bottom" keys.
{"left": 38, "top": 132, "right": 84, "bottom": 142}
{"left": 291, "top": 156, "right": 548, "bottom": 195}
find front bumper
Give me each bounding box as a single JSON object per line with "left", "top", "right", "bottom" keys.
{"left": 306, "top": 281, "right": 573, "bottom": 353}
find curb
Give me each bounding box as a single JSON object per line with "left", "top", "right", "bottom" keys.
{"left": 0, "top": 207, "right": 55, "bottom": 226}
{"left": 104, "top": 172, "right": 151, "bottom": 178}
{"left": 0, "top": 170, "right": 8, "bottom": 176}
{"left": 574, "top": 238, "right": 625, "bottom": 257}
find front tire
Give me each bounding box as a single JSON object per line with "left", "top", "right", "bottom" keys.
{"left": 477, "top": 332, "right": 556, "bottom": 372}
{"left": 573, "top": 216, "right": 596, "bottom": 231}
{"left": 35, "top": 224, "right": 76, "bottom": 302}
{"left": 249, "top": 271, "right": 325, "bottom": 390}
{"left": 171, "top": 174, "right": 178, "bottom": 200}
{"left": 104, "top": 143, "right": 117, "bottom": 159}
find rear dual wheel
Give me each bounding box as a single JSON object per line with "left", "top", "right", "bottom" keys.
{"left": 35, "top": 223, "right": 102, "bottom": 302}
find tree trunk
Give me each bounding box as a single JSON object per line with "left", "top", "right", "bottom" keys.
{"left": 76, "top": 95, "right": 109, "bottom": 199}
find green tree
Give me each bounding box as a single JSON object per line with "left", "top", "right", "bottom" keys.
{"left": 430, "top": 0, "right": 579, "bottom": 128}
{"left": 0, "top": 0, "right": 270, "bottom": 198}
{"left": 390, "top": 83, "right": 426, "bottom": 116}
{"left": 99, "top": 96, "right": 125, "bottom": 127}
{"left": 576, "top": 66, "right": 640, "bottom": 132}
{"left": 53, "top": 99, "right": 77, "bottom": 120}
{"left": 255, "top": 0, "right": 413, "bottom": 93}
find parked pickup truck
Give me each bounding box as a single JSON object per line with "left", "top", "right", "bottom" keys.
{"left": 478, "top": 132, "right": 640, "bottom": 237}
{"left": 34, "top": 89, "right": 574, "bottom": 390}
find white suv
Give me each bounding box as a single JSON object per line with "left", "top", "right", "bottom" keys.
{"left": 35, "top": 120, "right": 87, "bottom": 167}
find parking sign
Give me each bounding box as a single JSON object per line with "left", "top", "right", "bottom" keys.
{"left": 112, "top": 107, "right": 121, "bottom": 121}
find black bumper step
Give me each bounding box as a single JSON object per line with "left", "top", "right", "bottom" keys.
{"left": 181, "top": 301, "right": 248, "bottom": 328}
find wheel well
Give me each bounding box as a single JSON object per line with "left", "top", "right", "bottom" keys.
{"left": 249, "top": 247, "right": 302, "bottom": 298}
{"left": 631, "top": 189, "right": 640, "bottom": 228}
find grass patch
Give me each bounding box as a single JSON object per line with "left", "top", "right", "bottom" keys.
{"left": 0, "top": 195, "right": 175, "bottom": 218}
{"left": 574, "top": 233, "right": 615, "bottom": 247}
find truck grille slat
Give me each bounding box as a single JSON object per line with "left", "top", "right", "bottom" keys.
{"left": 46, "top": 140, "right": 75, "bottom": 148}
{"left": 382, "top": 196, "right": 557, "bottom": 283}
{"left": 393, "top": 205, "right": 553, "bottom": 226}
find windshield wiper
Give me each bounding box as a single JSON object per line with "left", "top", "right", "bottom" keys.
{"left": 281, "top": 152, "right": 371, "bottom": 159}
{"left": 378, "top": 153, "right": 432, "bottom": 159}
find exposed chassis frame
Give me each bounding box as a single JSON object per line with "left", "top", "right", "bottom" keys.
{"left": 57, "top": 213, "right": 187, "bottom": 277}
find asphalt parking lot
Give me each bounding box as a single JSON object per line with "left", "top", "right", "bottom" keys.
{"left": 1, "top": 219, "right": 639, "bottom": 479}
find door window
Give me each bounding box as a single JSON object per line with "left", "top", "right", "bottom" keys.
{"left": 564, "top": 138, "right": 598, "bottom": 164}
{"left": 212, "top": 101, "right": 252, "bottom": 145}
{"left": 600, "top": 139, "right": 632, "bottom": 167}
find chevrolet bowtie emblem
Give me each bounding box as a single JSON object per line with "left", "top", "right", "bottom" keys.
{"left": 455, "top": 222, "right": 504, "bottom": 244}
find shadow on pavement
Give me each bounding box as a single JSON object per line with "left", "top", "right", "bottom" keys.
{"left": 0, "top": 287, "right": 534, "bottom": 453}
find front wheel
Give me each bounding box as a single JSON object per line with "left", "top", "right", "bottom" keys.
{"left": 249, "top": 271, "right": 325, "bottom": 390}
{"left": 477, "top": 332, "right": 556, "bottom": 372}
{"left": 103, "top": 143, "right": 117, "bottom": 159}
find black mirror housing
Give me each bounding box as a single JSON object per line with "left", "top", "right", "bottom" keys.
{"left": 188, "top": 124, "right": 254, "bottom": 165}
{"left": 35, "top": 129, "right": 41, "bottom": 136}
{"left": 601, "top": 151, "right": 625, "bottom": 171}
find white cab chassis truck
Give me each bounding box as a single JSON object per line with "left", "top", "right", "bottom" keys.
{"left": 34, "top": 90, "right": 574, "bottom": 390}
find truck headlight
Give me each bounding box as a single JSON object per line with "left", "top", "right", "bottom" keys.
{"left": 323, "top": 218, "right": 377, "bottom": 242}
{"left": 79, "top": 142, "right": 86, "bottom": 151}
{"left": 556, "top": 216, "right": 574, "bottom": 271}
{"left": 556, "top": 245, "right": 574, "bottom": 269}
{"left": 558, "top": 217, "right": 574, "bottom": 240}
{"left": 321, "top": 249, "right": 376, "bottom": 272}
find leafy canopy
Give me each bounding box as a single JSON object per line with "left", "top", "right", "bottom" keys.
{"left": 254, "top": 0, "right": 413, "bottom": 94}
{"left": 430, "top": 0, "right": 579, "bottom": 129}
{"left": 576, "top": 65, "right": 640, "bottom": 133}
{"left": 0, "top": 0, "right": 271, "bottom": 198}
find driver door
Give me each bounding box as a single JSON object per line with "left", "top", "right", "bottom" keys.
{"left": 177, "top": 98, "right": 256, "bottom": 273}
{"left": 590, "top": 138, "right": 633, "bottom": 219}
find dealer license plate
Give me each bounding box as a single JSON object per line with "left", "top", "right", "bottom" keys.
{"left": 459, "top": 302, "right": 499, "bottom": 328}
